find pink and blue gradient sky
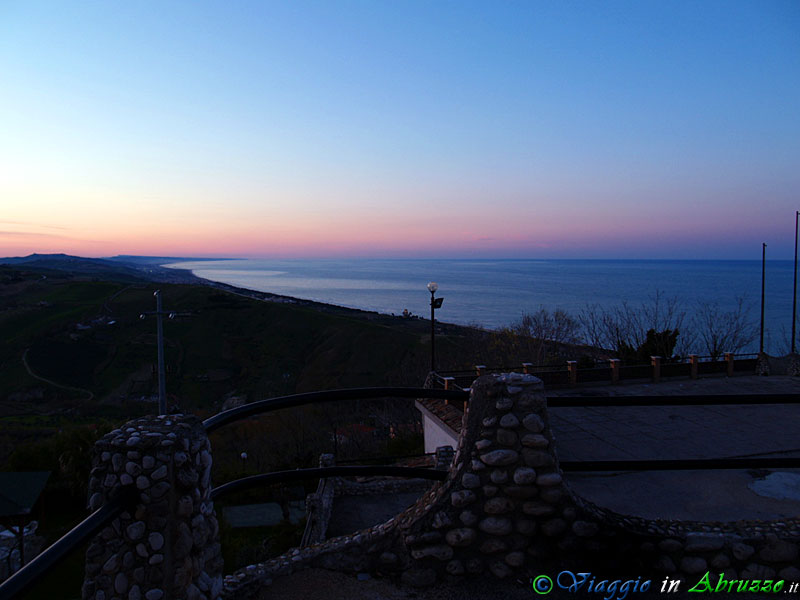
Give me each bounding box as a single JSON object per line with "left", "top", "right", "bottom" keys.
{"left": 1, "top": 1, "right": 799, "bottom": 260}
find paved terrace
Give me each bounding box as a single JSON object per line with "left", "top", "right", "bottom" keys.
{"left": 257, "top": 374, "right": 800, "bottom": 600}
{"left": 549, "top": 374, "right": 800, "bottom": 521}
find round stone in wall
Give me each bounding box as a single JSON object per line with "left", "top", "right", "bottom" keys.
{"left": 499, "top": 414, "right": 519, "bottom": 428}
{"left": 480, "top": 449, "right": 519, "bottom": 466}
{"left": 478, "top": 516, "right": 513, "bottom": 536}
{"left": 451, "top": 490, "right": 476, "bottom": 507}
{"left": 445, "top": 528, "right": 477, "bottom": 547}
{"left": 522, "top": 414, "right": 544, "bottom": 432}
{"left": 513, "top": 467, "right": 536, "bottom": 485}
{"left": 490, "top": 470, "right": 508, "bottom": 484}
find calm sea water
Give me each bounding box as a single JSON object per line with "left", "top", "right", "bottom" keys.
{"left": 165, "top": 259, "right": 797, "bottom": 353}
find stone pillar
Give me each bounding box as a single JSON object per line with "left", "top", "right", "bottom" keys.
{"left": 689, "top": 354, "right": 698, "bottom": 380}
{"left": 609, "top": 359, "right": 620, "bottom": 383}
{"left": 651, "top": 356, "right": 661, "bottom": 383}
{"left": 83, "top": 415, "right": 223, "bottom": 600}
{"left": 398, "top": 373, "right": 593, "bottom": 584}
{"left": 724, "top": 352, "right": 735, "bottom": 377}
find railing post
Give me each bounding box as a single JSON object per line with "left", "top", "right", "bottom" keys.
{"left": 522, "top": 362, "right": 532, "bottom": 375}
{"left": 474, "top": 365, "right": 486, "bottom": 376}
{"left": 689, "top": 354, "right": 698, "bottom": 380}
{"left": 651, "top": 356, "right": 661, "bottom": 383}
{"left": 83, "top": 415, "right": 223, "bottom": 600}
{"left": 725, "top": 352, "right": 735, "bottom": 377}
{"left": 567, "top": 361, "right": 577, "bottom": 386}
{"left": 442, "top": 377, "right": 455, "bottom": 403}
{"left": 609, "top": 359, "right": 620, "bottom": 384}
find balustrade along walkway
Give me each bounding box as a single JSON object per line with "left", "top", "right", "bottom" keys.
{"left": 1, "top": 375, "right": 798, "bottom": 600}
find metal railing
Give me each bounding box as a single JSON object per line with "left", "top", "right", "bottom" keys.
{"left": 546, "top": 394, "right": 799, "bottom": 407}
{"left": 203, "top": 387, "right": 469, "bottom": 433}
{"left": 210, "top": 465, "right": 446, "bottom": 501}
{"left": 7, "top": 382, "right": 793, "bottom": 598}
{"left": 0, "top": 485, "right": 138, "bottom": 600}
{"left": 436, "top": 352, "right": 760, "bottom": 388}
{"left": 560, "top": 457, "right": 800, "bottom": 472}
{"left": 0, "top": 387, "right": 458, "bottom": 600}
{"left": 552, "top": 393, "right": 800, "bottom": 472}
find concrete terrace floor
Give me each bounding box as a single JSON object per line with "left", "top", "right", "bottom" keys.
{"left": 257, "top": 374, "right": 800, "bottom": 599}
{"left": 549, "top": 374, "right": 800, "bottom": 521}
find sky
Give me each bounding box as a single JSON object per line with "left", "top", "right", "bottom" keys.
{"left": 1, "top": 1, "right": 799, "bottom": 259}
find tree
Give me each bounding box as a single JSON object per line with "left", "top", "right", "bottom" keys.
{"left": 692, "top": 297, "right": 756, "bottom": 359}
{"left": 618, "top": 328, "right": 680, "bottom": 363}
{"left": 495, "top": 307, "right": 581, "bottom": 364}
{"left": 579, "top": 291, "right": 687, "bottom": 362}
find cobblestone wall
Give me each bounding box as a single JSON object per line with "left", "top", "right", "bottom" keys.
{"left": 301, "top": 455, "right": 336, "bottom": 547}
{"left": 223, "top": 374, "right": 800, "bottom": 597}
{"left": 332, "top": 477, "right": 434, "bottom": 497}
{"left": 83, "top": 415, "right": 223, "bottom": 600}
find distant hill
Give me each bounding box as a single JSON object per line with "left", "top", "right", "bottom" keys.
{"left": 105, "top": 255, "right": 237, "bottom": 265}
{"left": 0, "top": 252, "right": 101, "bottom": 264}
{"left": 0, "top": 253, "right": 204, "bottom": 283}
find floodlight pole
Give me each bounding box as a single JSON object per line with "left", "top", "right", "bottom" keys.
{"left": 155, "top": 291, "right": 167, "bottom": 415}
{"left": 760, "top": 243, "right": 766, "bottom": 354}
{"left": 141, "top": 290, "right": 184, "bottom": 415}
{"left": 793, "top": 211, "right": 798, "bottom": 354}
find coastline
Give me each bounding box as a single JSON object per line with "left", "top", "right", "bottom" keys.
{"left": 160, "top": 261, "right": 471, "bottom": 331}
{"left": 159, "top": 257, "right": 795, "bottom": 349}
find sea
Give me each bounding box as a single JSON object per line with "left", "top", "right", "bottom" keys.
{"left": 165, "top": 259, "right": 797, "bottom": 354}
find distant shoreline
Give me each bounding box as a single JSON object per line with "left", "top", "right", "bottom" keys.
{"left": 161, "top": 260, "right": 447, "bottom": 327}
{"left": 159, "top": 256, "right": 794, "bottom": 346}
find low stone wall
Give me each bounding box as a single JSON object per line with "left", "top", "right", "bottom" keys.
{"left": 223, "top": 374, "right": 800, "bottom": 597}
{"left": 0, "top": 526, "right": 44, "bottom": 583}
{"left": 300, "top": 455, "right": 336, "bottom": 547}
{"left": 84, "top": 415, "right": 223, "bottom": 600}
{"left": 756, "top": 352, "right": 800, "bottom": 376}
{"left": 332, "top": 477, "right": 433, "bottom": 498}
{"left": 302, "top": 454, "right": 437, "bottom": 547}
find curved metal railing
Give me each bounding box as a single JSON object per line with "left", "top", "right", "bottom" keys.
{"left": 0, "top": 485, "right": 138, "bottom": 600}
{"left": 210, "top": 465, "right": 447, "bottom": 500}
{"left": 202, "top": 387, "right": 469, "bottom": 433}
{"left": 1, "top": 387, "right": 462, "bottom": 599}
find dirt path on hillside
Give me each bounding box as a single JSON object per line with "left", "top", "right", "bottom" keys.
{"left": 22, "top": 348, "right": 94, "bottom": 401}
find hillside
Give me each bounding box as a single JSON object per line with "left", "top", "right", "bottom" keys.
{"left": 0, "top": 253, "right": 203, "bottom": 283}
{"left": 0, "top": 262, "right": 490, "bottom": 463}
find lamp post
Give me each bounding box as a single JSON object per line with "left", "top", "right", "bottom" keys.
{"left": 760, "top": 243, "right": 766, "bottom": 354}
{"left": 428, "top": 282, "right": 443, "bottom": 372}
{"left": 793, "top": 211, "right": 798, "bottom": 354}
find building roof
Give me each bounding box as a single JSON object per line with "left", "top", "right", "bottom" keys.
{"left": 416, "top": 397, "right": 464, "bottom": 435}
{"left": 0, "top": 471, "right": 50, "bottom": 518}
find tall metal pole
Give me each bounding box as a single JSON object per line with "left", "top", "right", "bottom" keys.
{"left": 155, "top": 290, "right": 167, "bottom": 415}
{"left": 430, "top": 290, "right": 436, "bottom": 372}
{"left": 760, "top": 243, "right": 766, "bottom": 354}
{"left": 793, "top": 211, "right": 798, "bottom": 354}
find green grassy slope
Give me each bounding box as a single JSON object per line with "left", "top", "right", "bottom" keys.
{"left": 0, "top": 264, "right": 498, "bottom": 588}
{"left": 0, "top": 265, "right": 445, "bottom": 424}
